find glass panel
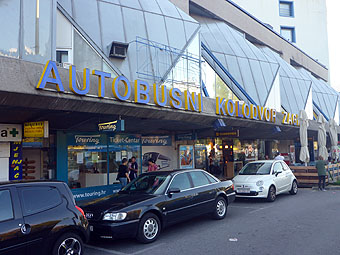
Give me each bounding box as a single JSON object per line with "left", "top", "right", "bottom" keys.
{"left": 0, "top": 190, "right": 13, "bottom": 222}
{"left": 280, "top": 2, "right": 292, "bottom": 17}
{"left": 19, "top": 187, "right": 61, "bottom": 215}
{"left": 169, "top": 173, "right": 191, "bottom": 190}
{"left": 0, "top": 0, "right": 20, "bottom": 58}
{"left": 109, "top": 145, "right": 141, "bottom": 183}
{"left": 216, "top": 74, "right": 239, "bottom": 100}
{"left": 281, "top": 28, "right": 293, "bottom": 42}
{"left": 202, "top": 61, "right": 216, "bottom": 98}
{"left": 73, "top": 30, "right": 102, "bottom": 71}
{"left": 68, "top": 145, "right": 108, "bottom": 188}
{"left": 189, "top": 171, "right": 210, "bottom": 187}
{"left": 233, "top": 139, "right": 258, "bottom": 164}
{"left": 22, "top": 0, "right": 52, "bottom": 63}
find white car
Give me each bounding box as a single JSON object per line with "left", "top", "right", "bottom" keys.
{"left": 232, "top": 160, "right": 298, "bottom": 202}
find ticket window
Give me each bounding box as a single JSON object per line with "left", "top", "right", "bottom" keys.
{"left": 67, "top": 145, "right": 108, "bottom": 188}
{"left": 109, "top": 145, "right": 141, "bottom": 182}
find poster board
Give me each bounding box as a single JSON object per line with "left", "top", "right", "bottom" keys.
{"left": 179, "top": 145, "right": 194, "bottom": 169}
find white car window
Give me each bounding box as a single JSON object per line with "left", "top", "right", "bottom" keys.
{"left": 273, "top": 163, "right": 283, "bottom": 174}
{"left": 280, "top": 162, "right": 289, "bottom": 171}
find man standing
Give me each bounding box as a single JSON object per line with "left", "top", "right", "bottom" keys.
{"left": 316, "top": 156, "right": 327, "bottom": 191}
{"left": 129, "top": 156, "right": 138, "bottom": 181}
{"left": 274, "top": 152, "right": 284, "bottom": 160}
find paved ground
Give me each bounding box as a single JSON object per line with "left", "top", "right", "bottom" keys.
{"left": 85, "top": 189, "right": 340, "bottom": 255}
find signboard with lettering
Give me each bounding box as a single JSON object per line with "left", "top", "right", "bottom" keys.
{"left": 0, "top": 124, "right": 22, "bottom": 142}
{"left": 68, "top": 134, "right": 106, "bottom": 146}
{"left": 24, "top": 121, "right": 49, "bottom": 138}
{"left": 142, "top": 136, "right": 172, "bottom": 146}
{"left": 175, "top": 133, "right": 196, "bottom": 141}
{"left": 109, "top": 135, "right": 141, "bottom": 145}
{"left": 215, "top": 130, "right": 240, "bottom": 138}
{"left": 9, "top": 142, "right": 22, "bottom": 181}
{"left": 98, "top": 120, "right": 125, "bottom": 132}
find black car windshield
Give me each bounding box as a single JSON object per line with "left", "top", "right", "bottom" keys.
{"left": 121, "top": 174, "right": 171, "bottom": 195}
{"left": 239, "top": 162, "right": 272, "bottom": 175}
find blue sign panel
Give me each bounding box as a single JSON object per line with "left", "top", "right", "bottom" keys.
{"left": 109, "top": 134, "right": 141, "bottom": 145}
{"left": 9, "top": 142, "right": 23, "bottom": 180}
{"left": 72, "top": 184, "right": 121, "bottom": 202}
{"left": 141, "top": 136, "right": 172, "bottom": 146}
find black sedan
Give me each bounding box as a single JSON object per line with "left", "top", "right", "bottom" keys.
{"left": 81, "top": 169, "right": 235, "bottom": 243}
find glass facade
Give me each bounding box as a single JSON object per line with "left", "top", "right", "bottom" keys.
{"left": 202, "top": 60, "right": 239, "bottom": 100}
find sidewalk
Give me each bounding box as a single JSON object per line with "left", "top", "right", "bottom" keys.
{"left": 311, "top": 185, "right": 340, "bottom": 191}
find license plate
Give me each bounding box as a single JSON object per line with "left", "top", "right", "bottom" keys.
{"left": 237, "top": 188, "right": 250, "bottom": 193}
{"left": 89, "top": 225, "right": 93, "bottom": 232}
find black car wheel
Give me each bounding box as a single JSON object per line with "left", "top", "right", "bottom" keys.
{"left": 289, "top": 180, "right": 298, "bottom": 195}
{"left": 267, "top": 185, "right": 276, "bottom": 202}
{"left": 52, "top": 232, "right": 83, "bottom": 255}
{"left": 212, "top": 196, "right": 227, "bottom": 220}
{"left": 137, "top": 213, "right": 161, "bottom": 243}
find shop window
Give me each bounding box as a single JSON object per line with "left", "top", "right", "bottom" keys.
{"left": 18, "top": 186, "right": 61, "bottom": 216}
{"left": 233, "top": 139, "right": 258, "bottom": 164}
{"left": 0, "top": 190, "right": 14, "bottom": 222}
{"left": 68, "top": 145, "right": 109, "bottom": 188}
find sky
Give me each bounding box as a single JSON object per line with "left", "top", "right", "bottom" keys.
{"left": 326, "top": 0, "right": 340, "bottom": 92}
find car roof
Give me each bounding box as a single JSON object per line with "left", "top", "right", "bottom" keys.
{"left": 143, "top": 169, "right": 204, "bottom": 176}
{"left": 0, "top": 180, "right": 65, "bottom": 187}
{"left": 247, "top": 160, "right": 282, "bottom": 164}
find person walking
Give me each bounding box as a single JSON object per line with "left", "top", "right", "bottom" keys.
{"left": 129, "top": 156, "right": 138, "bottom": 181}
{"left": 147, "top": 158, "right": 158, "bottom": 172}
{"left": 117, "top": 158, "right": 130, "bottom": 188}
{"left": 316, "top": 156, "right": 327, "bottom": 191}
{"left": 274, "top": 152, "right": 284, "bottom": 160}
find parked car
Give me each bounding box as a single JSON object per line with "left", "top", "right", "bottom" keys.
{"left": 81, "top": 169, "right": 235, "bottom": 243}
{"left": 232, "top": 160, "right": 298, "bottom": 202}
{"left": 0, "top": 180, "right": 89, "bottom": 255}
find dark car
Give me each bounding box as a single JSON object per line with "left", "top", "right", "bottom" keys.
{"left": 0, "top": 180, "right": 89, "bottom": 255}
{"left": 81, "top": 169, "right": 235, "bottom": 243}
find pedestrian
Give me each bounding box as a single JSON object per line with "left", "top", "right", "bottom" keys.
{"left": 147, "top": 158, "right": 158, "bottom": 172}
{"left": 316, "top": 156, "right": 327, "bottom": 191}
{"left": 129, "top": 156, "right": 138, "bottom": 181}
{"left": 274, "top": 152, "right": 284, "bottom": 160}
{"left": 117, "top": 158, "right": 130, "bottom": 188}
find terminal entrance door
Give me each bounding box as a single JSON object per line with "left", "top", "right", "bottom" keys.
{"left": 222, "top": 140, "right": 234, "bottom": 179}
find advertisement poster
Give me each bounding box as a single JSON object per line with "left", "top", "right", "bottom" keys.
{"left": 179, "top": 145, "right": 194, "bottom": 169}
{"left": 142, "top": 146, "right": 175, "bottom": 172}
{"left": 9, "top": 142, "right": 22, "bottom": 181}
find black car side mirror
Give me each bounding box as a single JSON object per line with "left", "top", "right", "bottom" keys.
{"left": 168, "top": 187, "right": 180, "bottom": 196}
{"left": 275, "top": 170, "right": 282, "bottom": 177}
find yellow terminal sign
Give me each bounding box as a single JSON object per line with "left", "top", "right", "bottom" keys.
{"left": 24, "top": 121, "right": 48, "bottom": 138}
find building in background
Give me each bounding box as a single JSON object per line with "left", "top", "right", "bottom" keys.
{"left": 0, "top": 0, "right": 339, "bottom": 200}
{"left": 230, "top": 0, "right": 329, "bottom": 71}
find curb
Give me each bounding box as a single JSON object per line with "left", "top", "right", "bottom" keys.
{"left": 312, "top": 186, "right": 340, "bottom": 190}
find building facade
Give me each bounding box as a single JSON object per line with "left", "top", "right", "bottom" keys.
{"left": 0, "top": 0, "right": 338, "bottom": 200}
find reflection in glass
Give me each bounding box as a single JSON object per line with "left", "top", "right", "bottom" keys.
{"left": 22, "top": 0, "right": 52, "bottom": 63}
{"left": 0, "top": 0, "right": 20, "bottom": 58}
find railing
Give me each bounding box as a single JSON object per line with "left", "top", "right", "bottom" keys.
{"left": 290, "top": 164, "right": 340, "bottom": 187}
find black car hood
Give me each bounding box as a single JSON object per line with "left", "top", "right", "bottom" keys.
{"left": 81, "top": 192, "right": 156, "bottom": 217}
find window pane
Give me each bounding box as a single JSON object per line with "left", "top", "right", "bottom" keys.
{"left": 23, "top": 0, "right": 52, "bottom": 63}
{"left": 273, "top": 163, "right": 283, "bottom": 173}
{"left": 216, "top": 74, "right": 239, "bottom": 100}
{"left": 19, "top": 187, "right": 61, "bottom": 215}
{"left": 169, "top": 173, "right": 191, "bottom": 190}
{"left": 68, "top": 145, "right": 108, "bottom": 188}
{"left": 73, "top": 30, "right": 102, "bottom": 71}
{"left": 281, "top": 28, "right": 293, "bottom": 42}
{"left": 190, "top": 171, "right": 210, "bottom": 187}
{"left": 204, "top": 172, "right": 218, "bottom": 183}
{"left": 0, "top": 190, "right": 14, "bottom": 222}
{"left": 0, "top": 0, "right": 20, "bottom": 58}
{"left": 280, "top": 2, "right": 292, "bottom": 17}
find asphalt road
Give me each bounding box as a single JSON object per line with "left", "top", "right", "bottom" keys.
{"left": 85, "top": 189, "right": 340, "bottom": 255}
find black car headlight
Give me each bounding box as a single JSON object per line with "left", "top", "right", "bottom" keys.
{"left": 103, "top": 212, "right": 127, "bottom": 221}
